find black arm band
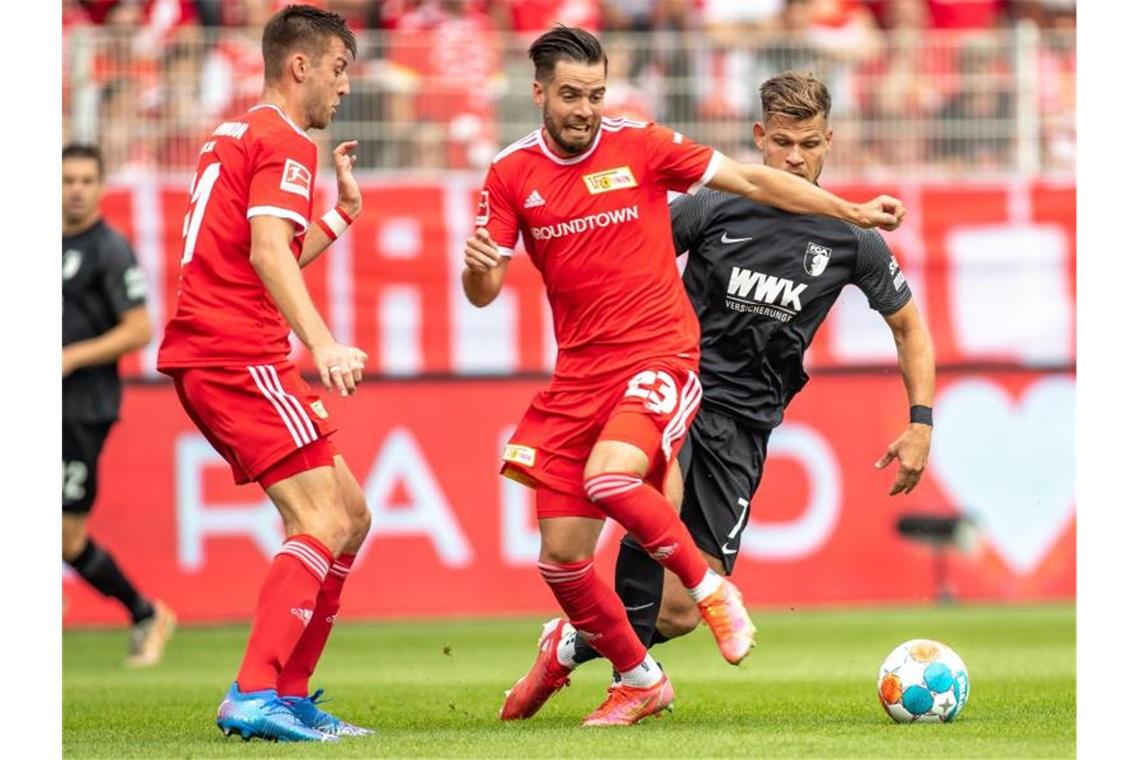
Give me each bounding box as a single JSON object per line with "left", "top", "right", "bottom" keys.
{"left": 910, "top": 405, "right": 933, "bottom": 426}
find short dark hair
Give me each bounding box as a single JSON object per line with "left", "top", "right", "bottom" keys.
{"left": 262, "top": 4, "right": 357, "bottom": 80}
{"left": 62, "top": 143, "right": 104, "bottom": 178}
{"left": 528, "top": 25, "right": 607, "bottom": 83}
{"left": 759, "top": 71, "right": 832, "bottom": 123}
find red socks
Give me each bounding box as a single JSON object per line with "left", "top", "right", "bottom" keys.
{"left": 584, "top": 473, "right": 709, "bottom": 588}
{"left": 277, "top": 553, "right": 355, "bottom": 698}
{"left": 539, "top": 558, "right": 646, "bottom": 673}
{"left": 235, "top": 534, "right": 332, "bottom": 693}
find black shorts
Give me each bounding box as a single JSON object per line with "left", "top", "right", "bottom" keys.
{"left": 677, "top": 407, "right": 771, "bottom": 575}
{"left": 63, "top": 420, "right": 113, "bottom": 514}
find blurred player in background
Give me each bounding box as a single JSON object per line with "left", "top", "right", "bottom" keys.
{"left": 463, "top": 27, "right": 907, "bottom": 726}
{"left": 156, "top": 5, "right": 371, "bottom": 743}
{"left": 62, "top": 143, "right": 176, "bottom": 668}
{"left": 498, "top": 71, "right": 937, "bottom": 715}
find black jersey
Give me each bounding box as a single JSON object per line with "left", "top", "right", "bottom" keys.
{"left": 673, "top": 190, "right": 911, "bottom": 429}
{"left": 63, "top": 219, "right": 148, "bottom": 422}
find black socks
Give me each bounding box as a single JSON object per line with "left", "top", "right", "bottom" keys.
{"left": 68, "top": 539, "right": 154, "bottom": 624}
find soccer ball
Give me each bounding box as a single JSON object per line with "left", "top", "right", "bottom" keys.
{"left": 877, "top": 639, "right": 970, "bottom": 723}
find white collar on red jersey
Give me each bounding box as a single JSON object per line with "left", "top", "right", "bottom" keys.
{"left": 536, "top": 126, "right": 603, "bottom": 165}
{"left": 248, "top": 104, "right": 314, "bottom": 144}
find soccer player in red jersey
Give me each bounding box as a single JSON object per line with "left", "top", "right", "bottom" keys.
{"left": 156, "top": 5, "right": 371, "bottom": 743}
{"left": 463, "top": 27, "right": 906, "bottom": 726}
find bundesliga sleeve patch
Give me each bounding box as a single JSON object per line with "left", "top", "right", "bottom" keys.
{"left": 280, "top": 159, "right": 312, "bottom": 199}
{"left": 474, "top": 190, "right": 490, "bottom": 226}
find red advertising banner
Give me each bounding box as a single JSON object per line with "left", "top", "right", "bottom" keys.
{"left": 64, "top": 370, "right": 1075, "bottom": 626}
{"left": 99, "top": 177, "right": 1075, "bottom": 380}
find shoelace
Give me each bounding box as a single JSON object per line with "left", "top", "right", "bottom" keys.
{"left": 264, "top": 697, "right": 303, "bottom": 719}
{"left": 595, "top": 683, "right": 632, "bottom": 711}
{"left": 285, "top": 690, "right": 344, "bottom": 730}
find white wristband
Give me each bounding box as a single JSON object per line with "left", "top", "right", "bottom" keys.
{"left": 320, "top": 206, "right": 351, "bottom": 238}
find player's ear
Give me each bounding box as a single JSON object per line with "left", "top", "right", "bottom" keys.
{"left": 288, "top": 52, "right": 307, "bottom": 83}
{"left": 824, "top": 126, "right": 833, "bottom": 154}
{"left": 752, "top": 121, "right": 766, "bottom": 150}
{"left": 532, "top": 80, "right": 545, "bottom": 108}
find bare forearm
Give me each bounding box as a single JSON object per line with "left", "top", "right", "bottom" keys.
{"left": 896, "top": 327, "right": 935, "bottom": 407}
{"left": 299, "top": 225, "right": 333, "bottom": 268}
{"left": 63, "top": 319, "right": 151, "bottom": 370}
{"left": 299, "top": 204, "right": 358, "bottom": 268}
{"left": 251, "top": 244, "right": 334, "bottom": 350}
{"left": 732, "top": 163, "right": 859, "bottom": 221}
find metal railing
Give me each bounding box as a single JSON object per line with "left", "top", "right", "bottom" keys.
{"left": 64, "top": 24, "right": 1074, "bottom": 179}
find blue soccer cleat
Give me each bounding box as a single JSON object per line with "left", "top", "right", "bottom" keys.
{"left": 216, "top": 682, "right": 336, "bottom": 743}
{"left": 282, "top": 689, "right": 374, "bottom": 737}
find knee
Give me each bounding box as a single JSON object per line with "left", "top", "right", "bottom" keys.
{"left": 326, "top": 510, "right": 355, "bottom": 555}
{"left": 539, "top": 545, "right": 594, "bottom": 566}
{"left": 345, "top": 492, "right": 371, "bottom": 545}
{"left": 583, "top": 441, "right": 649, "bottom": 484}
{"left": 656, "top": 595, "right": 701, "bottom": 639}
{"left": 292, "top": 500, "right": 352, "bottom": 555}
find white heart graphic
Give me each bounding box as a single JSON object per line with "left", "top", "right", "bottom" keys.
{"left": 930, "top": 376, "right": 1074, "bottom": 575}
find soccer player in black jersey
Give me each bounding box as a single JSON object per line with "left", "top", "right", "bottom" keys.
{"left": 469, "top": 72, "right": 935, "bottom": 715}
{"left": 63, "top": 144, "right": 175, "bottom": 666}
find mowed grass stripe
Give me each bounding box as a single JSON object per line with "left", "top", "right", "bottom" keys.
{"left": 64, "top": 604, "right": 1075, "bottom": 758}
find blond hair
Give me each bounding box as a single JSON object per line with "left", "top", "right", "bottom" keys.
{"left": 759, "top": 71, "right": 831, "bottom": 123}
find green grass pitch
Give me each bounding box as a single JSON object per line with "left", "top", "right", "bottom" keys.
{"left": 64, "top": 604, "right": 1074, "bottom": 758}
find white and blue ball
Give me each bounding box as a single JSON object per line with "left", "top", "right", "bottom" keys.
{"left": 877, "top": 639, "right": 970, "bottom": 723}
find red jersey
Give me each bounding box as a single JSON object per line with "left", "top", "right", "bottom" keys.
{"left": 157, "top": 105, "right": 317, "bottom": 369}
{"left": 479, "top": 117, "right": 721, "bottom": 382}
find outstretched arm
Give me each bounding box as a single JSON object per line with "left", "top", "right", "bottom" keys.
{"left": 706, "top": 156, "right": 906, "bottom": 230}
{"left": 875, "top": 300, "right": 936, "bottom": 495}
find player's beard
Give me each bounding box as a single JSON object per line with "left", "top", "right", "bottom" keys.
{"left": 543, "top": 105, "right": 596, "bottom": 155}
{"left": 302, "top": 86, "right": 333, "bottom": 130}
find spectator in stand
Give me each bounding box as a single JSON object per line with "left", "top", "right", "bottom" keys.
{"left": 602, "top": 38, "right": 656, "bottom": 122}
{"left": 152, "top": 41, "right": 206, "bottom": 170}
{"left": 201, "top": 0, "right": 270, "bottom": 121}
{"left": 800, "top": 0, "right": 883, "bottom": 116}
{"left": 383, "top": 0, "right": 505, "bottom": 169}
{"left": 859, "top": 0, "right": 948, "bottom": 173}
{"left": 1015, "top": 0, "right": 1075, "bottom": 172}
{"left": 601, "top": 0, "right": 670, "bottom": 32}
{"left": 932, "top": 34, "right": 1013, "bottom": 171}
{"left": 926, "top": 0, "right": 1009, "bottom": 29}
{"left": 98, "top": 77, "right": 149, "bottom": 177}
{"left": 493, "top": 0, "right": 602, "bottom": 33}
{"left": 604, "top": 1, "right": 693, "bottom": 122}
{"left": 698, "top": 1, "right": 784, "bottom": 124}
{"left": 196, "top": 1, "right": 367, "bottom": 30}
{"left": 759, "top": 1, "right": 825, "bottom": 87}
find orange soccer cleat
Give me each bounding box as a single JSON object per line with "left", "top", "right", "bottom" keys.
{"left": 581, "top": 675, "right": 675, "bottom": 727}
{"left": 500, "top": 618, "right": 574, "bottom": 721}
{"left": 696, "top": 578, "right": 756, "bottom": 665}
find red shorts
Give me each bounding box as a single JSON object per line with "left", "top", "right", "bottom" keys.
{"left": 502, "top": 359, "right": 702, "bottom": 520}
{"left": 167, "top": 362, "right": 338, "bottom": 486}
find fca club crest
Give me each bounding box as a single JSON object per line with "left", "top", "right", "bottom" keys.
{"left": 63, "top": 249, "right": 83, "bottom": 280}
{"left": 804, "top": 241, "right": 832, "bottom": 277}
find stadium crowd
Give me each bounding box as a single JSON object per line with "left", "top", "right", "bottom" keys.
{"left": 63, "top": 0, "right": 1075, "bottom": 177}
